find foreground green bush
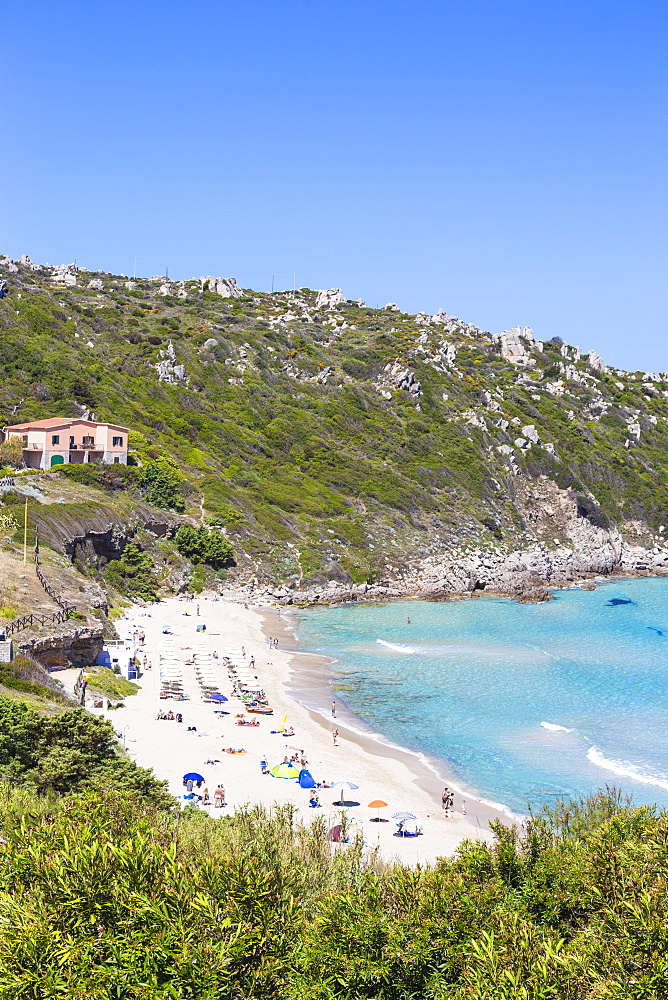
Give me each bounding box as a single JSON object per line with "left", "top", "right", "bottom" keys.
{"left": 0, "top": 786, "right": 665, "bottom": 997}
{"left": 0, "top": 694, "right": 169, "bottom": 804}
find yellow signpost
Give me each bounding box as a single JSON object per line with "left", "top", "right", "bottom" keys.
{"left": 23, "top": 499, "right": 27, "bottom": 565}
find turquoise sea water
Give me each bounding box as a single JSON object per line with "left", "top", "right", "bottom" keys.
{"left": 294, "top": 579, "right": 668, "bottom": 813}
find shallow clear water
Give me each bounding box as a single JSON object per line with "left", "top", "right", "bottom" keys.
{"left": 294, "top": 579, "right": 668, "bottom": 813}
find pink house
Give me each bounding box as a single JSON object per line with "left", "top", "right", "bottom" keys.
{"left": 2, "top": 418, "right": 129, "bottom": 469}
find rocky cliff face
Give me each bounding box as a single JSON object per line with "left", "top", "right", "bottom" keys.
{"left": 18, "top": 624, "right": 105, "bottom": 670}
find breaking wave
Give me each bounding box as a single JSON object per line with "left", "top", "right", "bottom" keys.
{"left": 587, "top": 747, "right": 668, "bottom": 792}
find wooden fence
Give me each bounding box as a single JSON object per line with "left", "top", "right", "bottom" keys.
{"left": 3, "top": 538, "right": 77, "bottom": 637}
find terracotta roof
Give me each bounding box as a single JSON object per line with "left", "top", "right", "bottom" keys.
{"left": 4, "top": 418, "right": 72, "bottom": 430}
{"left": 4, "top": 418, "right": 129, "bottom": 432}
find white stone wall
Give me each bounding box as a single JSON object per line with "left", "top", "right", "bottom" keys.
{"left": 103, "top": 451, "right": 127, "bottom": 465}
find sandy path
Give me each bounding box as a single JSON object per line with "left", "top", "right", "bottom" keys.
{"left": 73, "top": 596, "right": 505, "bottom": 865}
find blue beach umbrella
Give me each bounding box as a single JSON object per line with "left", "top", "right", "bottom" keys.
{"left": 209, "top": 693, "right": 228, "bottom": 702}
{"left": 183, "top": 772, "right": 205, "bottom": 782}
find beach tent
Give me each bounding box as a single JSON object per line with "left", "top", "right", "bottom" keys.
{"left": 270, "top": 761, "right": 300, "bottom": 779}
{"left": 298, "top": 768, "right": 316, "bottom": 789}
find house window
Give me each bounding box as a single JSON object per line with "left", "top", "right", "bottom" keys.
{"left": 82, "top": 436, "right": 94, "bottom": 446}
{"left": 21, "top": 435, "right": 27, "bottom": 446}
{"left": 51, "top": 435, "right": 60, "bottom": 445}
{"left": 113, "top": 436, "right": 124, "bottom": 447}
{"left": 113, "top": 457, "right": 120, "bottom": 464}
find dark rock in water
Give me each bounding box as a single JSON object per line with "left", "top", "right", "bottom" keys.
{"left": 647, "top": 627, "right": 665, "bottom": 636}
{"left": 606, "top": 598, "right": 635, "bottom": 606}
{"left": 517, "top": 588, "right": 554, "bottom": 604}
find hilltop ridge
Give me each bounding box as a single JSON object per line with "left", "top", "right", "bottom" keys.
{"left": 2, "top": 251, "right": 668, "bottom": 602}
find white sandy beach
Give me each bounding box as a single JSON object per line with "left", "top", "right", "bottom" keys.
{"left": 68, "top": 596, "right": 507, "bottom": 865}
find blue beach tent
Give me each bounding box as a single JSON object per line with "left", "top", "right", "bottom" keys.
{"left": 298, "top": 768, "right": 316, "bottom": 789}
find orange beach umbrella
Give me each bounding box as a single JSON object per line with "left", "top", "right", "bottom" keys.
{"left": 368, "top": 799, "right": 388, "bottom": 822}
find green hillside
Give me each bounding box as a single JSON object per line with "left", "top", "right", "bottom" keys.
{"left": 2, "top": 256, "right": 668, "bottom": 589}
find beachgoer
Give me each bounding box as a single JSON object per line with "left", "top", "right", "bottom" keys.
{"left": 186, "top": 779, "right": 194, "bottom": 794}
{"left": 202, "top": 787, "right": 210, "bottom": 805}
{"left": 241, "top": 646, "right": 246, "bottom": 658}
{"left": 407, "top": 617, "right": 411, "bottom": 624}
{"left": 213, "top": 786, "right": 224, "bottom": 807}
{"left": 196, "top": 604, "right": 200, "bottom": 617}
{"left": 309, "top": 792, "right": 319, "bottom": 808}
{"left": 461, "top": 799, "right": 467, "bottom": 815}
{"left": 441, "top": 787, "right": 449, "bottom": 814}
{"left": 176, "top": 713, "right": 183, "bottom": 723}
{"left": 331, "top": 700, "right": 336, "bottom": 718}
{"left": 268, "top": 636, "right": 273, "bottom": 647}
{"left": 333, "top": 728, "right": 339, "bottom": 747}
{"left": 273, "top": 638, "right": 278, "bottom": 648}
{"left": 249, "top": 656, "right": 255, "bottom": 668}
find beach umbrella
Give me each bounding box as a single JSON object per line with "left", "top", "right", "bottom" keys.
{"left": 298, "top": 768, "right": 316, "bottom": 789}
{"left": 391, "top": 811, "right": 416, "bottom": 821}
{"left": 209, "top": 693, "right": 228, "bottom": 702}
{"left": 331, "top": 780, "right": 359, "bottom": 805}
{"left": 270, "top": 761, "right": 301, "bottom": 779}
{"left": 183, "top": 772, "right": 204, "bottom": 782}
{"left": 368, "top": 799, "right": 388, "bottom": 822}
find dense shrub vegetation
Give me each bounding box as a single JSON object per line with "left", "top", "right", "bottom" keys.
{"left": 0, "top": 694, "right": 169, "bottom": 803}
{"left": 0, "top": 785, "right": 666, "bottom": 996}
{"left": 175, "top": 523, "right": 234, "bottom": 567}
{"left": 104, "top": 541, "right": 158, "bottom": 600}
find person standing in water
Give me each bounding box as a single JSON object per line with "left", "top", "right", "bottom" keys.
{"left": 331, "top": 700, "right": 336, "bottom": 718}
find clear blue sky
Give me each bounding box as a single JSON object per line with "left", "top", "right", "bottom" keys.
{"left": 2, "top": 1, "right": 666, "bottom": 371}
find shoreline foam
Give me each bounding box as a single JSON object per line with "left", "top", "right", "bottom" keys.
{"left": 265, "top": 604, "right": 518, "bottom": 822}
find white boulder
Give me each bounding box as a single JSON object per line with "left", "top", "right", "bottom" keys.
{"left": 315, "top": 288, "right": 345, "bottom": 309}
{"left": 202, "top": 276, "right": 243, "bottom": 299}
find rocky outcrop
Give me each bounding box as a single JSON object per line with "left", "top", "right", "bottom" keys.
{"left": 49, "top": 263, "right": 78, "bottom": 286}
{"left": 377, "top": 362, "right": 422, "bottom": 398}
{"left": 315, "top": 288, "right": 345, "bottom": 309}
{"left": 18, "top": 624, "right": 104, "bottom": 670}
{"left": 202, "top": 276, "right": 243, "bottom": 299}
{"left": 493, "top": 326, "right": 535, "bottom": 363}
{"left": 155, "top": 341, "right": 189, "bottom": 384}
{"left": 587, "top": 350, "right": 606, "bottom": 372}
